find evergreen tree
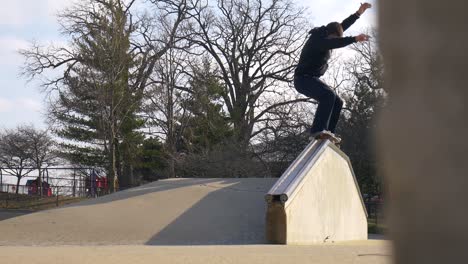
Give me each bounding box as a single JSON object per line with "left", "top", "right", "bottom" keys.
{"left": 134, "top": 137, "right": 167, "bottom": 182}
{"left": 181, "top": 58, "right": 233, "bottom": 153}
{"left": 49, "top": 0, "right": 143, "bottom": 191}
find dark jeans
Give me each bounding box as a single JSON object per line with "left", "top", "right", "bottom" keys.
{"left": 294, "top": 75, "right": 343, "bottom": 134}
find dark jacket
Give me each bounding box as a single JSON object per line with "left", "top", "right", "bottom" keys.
{"left": 295, "top": 13, "right": 360, "bottom": 77}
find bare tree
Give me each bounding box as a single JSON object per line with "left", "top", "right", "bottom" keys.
{"left": 131, "top": 0, "right": 197, "bottom": 94}
{"left": 20, "top": 126, "right": 57, "bottom": 197}
{"left": 142, "top": 48, "right": 192, "bottom": 177}
{"left": 347, "top": 29, "right": 384, "bottom": 91}
{"left": 249, "top": 96, "right": 315, "bottom": 177}
{"left": 0, "top": 127, "right": 35, "bottom": 194}
{"left": 188, "top": 0, "right": 311, "bottom": 146}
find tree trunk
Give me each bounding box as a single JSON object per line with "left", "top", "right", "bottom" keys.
{"left": 168, "top": 157, "right": 175, "bottom": 178}
{"left": 108, "top": 132, "right": 119, "bottom": 193}
{"left": 233, "top": 118, "right": 251, "bottom": 148}
{"left": 37, "top": 167, "right": 42, "bottom": 197}
{"left": 120, "top": 159, "right": 133, "bottom": 188}
{"left": 111, "top": 139, "right": 119, "bottom": 192}
{"left": 166, "top": 80, "right": 176, "bottom": 179}
{"left": 166, "top": 136, "right": 176, "bottom": 178}
{"left": 15, "top": 176, "right": 21, "bottom": 194}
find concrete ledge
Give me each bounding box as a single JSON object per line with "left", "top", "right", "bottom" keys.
{"left": 266, "top": 139, "right": 368, "bottom": 244}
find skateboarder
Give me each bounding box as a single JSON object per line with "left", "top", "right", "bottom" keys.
{"left": 294, "top": 3, "right": 372, "bottom": 143}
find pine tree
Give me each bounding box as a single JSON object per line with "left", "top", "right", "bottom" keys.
{"left": 51, "top": 0, "right": 143, "bottom": 191}
{"left": 181, "top": 58, "right": 233, "bottom": 153}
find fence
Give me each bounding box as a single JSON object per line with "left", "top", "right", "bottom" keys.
{"left": 0, "top": 167, "right": 108, "bottom": 198}
{"left": 365, "top": 202, "right": 384, "bottom": 219}
{"left": 365, "top": 201, "right": 385, "bottom": 234}
{"left": 0, "top": 167, "right": 111, "bottom": 210}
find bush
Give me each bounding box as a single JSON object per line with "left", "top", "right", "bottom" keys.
{"left": 176, "top": 141, "right": 269, "bottom": 178}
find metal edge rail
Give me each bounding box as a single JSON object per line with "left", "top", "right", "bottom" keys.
{"left": 265, "top": 139, "right": 328, "bottom": 204}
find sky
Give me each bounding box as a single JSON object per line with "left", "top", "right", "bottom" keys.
{"left": 0, "top": 0, "right": 377, "bottom": 130}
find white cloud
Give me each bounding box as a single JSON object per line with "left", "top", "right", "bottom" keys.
{"left": 17, "top": 98, "right": 43, "bottom": 112}
{"left": 47, "top": 0, "right": 75, "bottom": 11}
{"left": 45, "top": 0, "right": 76, "bottom": 23}
{"left": 0, "top": 37, "right": 30, "bottom": 67}
{"left": 0, "top": 1, "right": 27, "bottom": 26}
{"left": 0, "top": 0, "right": 75, "bottom": 27}
{"left": 0, "top": 98, "right": 14, "bottom": 112}
{"left": 0, "top": 1, "right": 44, "bottom": 26}
{"left": 0, "top": 97, "right": 43, "bottom": 113}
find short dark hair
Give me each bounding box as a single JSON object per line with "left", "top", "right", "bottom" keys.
{"left": 326, "top": 22, "right": 343, "bottom": 37}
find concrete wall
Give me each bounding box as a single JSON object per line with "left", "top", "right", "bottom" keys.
{"left": 378, "top": 0, "right": 468, "bottom": 262}
{"left": 266, "top": 143, "right": 368, "bottom": 244}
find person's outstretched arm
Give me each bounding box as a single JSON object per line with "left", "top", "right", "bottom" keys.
{"left": 341, "top": 3, "right": 372, "bottom": 32}
{"left": 341, "top": 13, "right": 360, "bottom": 32}
{"left": 316, "top": 37, "right": 357, "bottom": 50}
{"left": 316, "top": 34, "right": 371, "bottom": 50}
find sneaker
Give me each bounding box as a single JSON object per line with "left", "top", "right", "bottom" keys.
{"left": 332, "top": 134, "right": 342, "bottom": 144}
{"left": 311, "top": 130, "right": 341, "bottom": 144}
{"left": 309, "top": 131, "right": 326, "bottom": 141}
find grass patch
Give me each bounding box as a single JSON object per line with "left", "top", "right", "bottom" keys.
{"left": 368, "top": 218, "right": 386, "bottom": 234}
{"left": 0, "top": 192, "right": 88, "bottom": 211}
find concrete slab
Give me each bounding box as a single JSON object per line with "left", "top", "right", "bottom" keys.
{"left": 0, "top": 178, "right": 276, "bottom": 246}
{"left": 266, "top": 139, "right": 368, "bottom": 244}
{"left": 0, "top": 240, "right": 392, "bottom": 264}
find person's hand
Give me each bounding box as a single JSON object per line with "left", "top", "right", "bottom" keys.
{"left": 355, "top": 34, "right": 370, "bottom": 42}
{"left": 357, "top": 2, "right": 372, "bottom": 15}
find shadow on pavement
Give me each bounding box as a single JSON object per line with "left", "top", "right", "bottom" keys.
{"left": 146, "top": 178, "right": 276, "bottom": 245}
{"left": 0, "top": 209, "right": 33, "bottom": 221}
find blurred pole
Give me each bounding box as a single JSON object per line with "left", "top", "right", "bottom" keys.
{"left": 56, "top": 187, "right": 59, "bottom": 207}
{"left": 72, "top": 169, "right": 76, "bottom": 197}
{"left": 379, "top": 0, "right": 468, "bottom": 263}
{"left": 91, "top": 169, "right": 96, "bottom": 197}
